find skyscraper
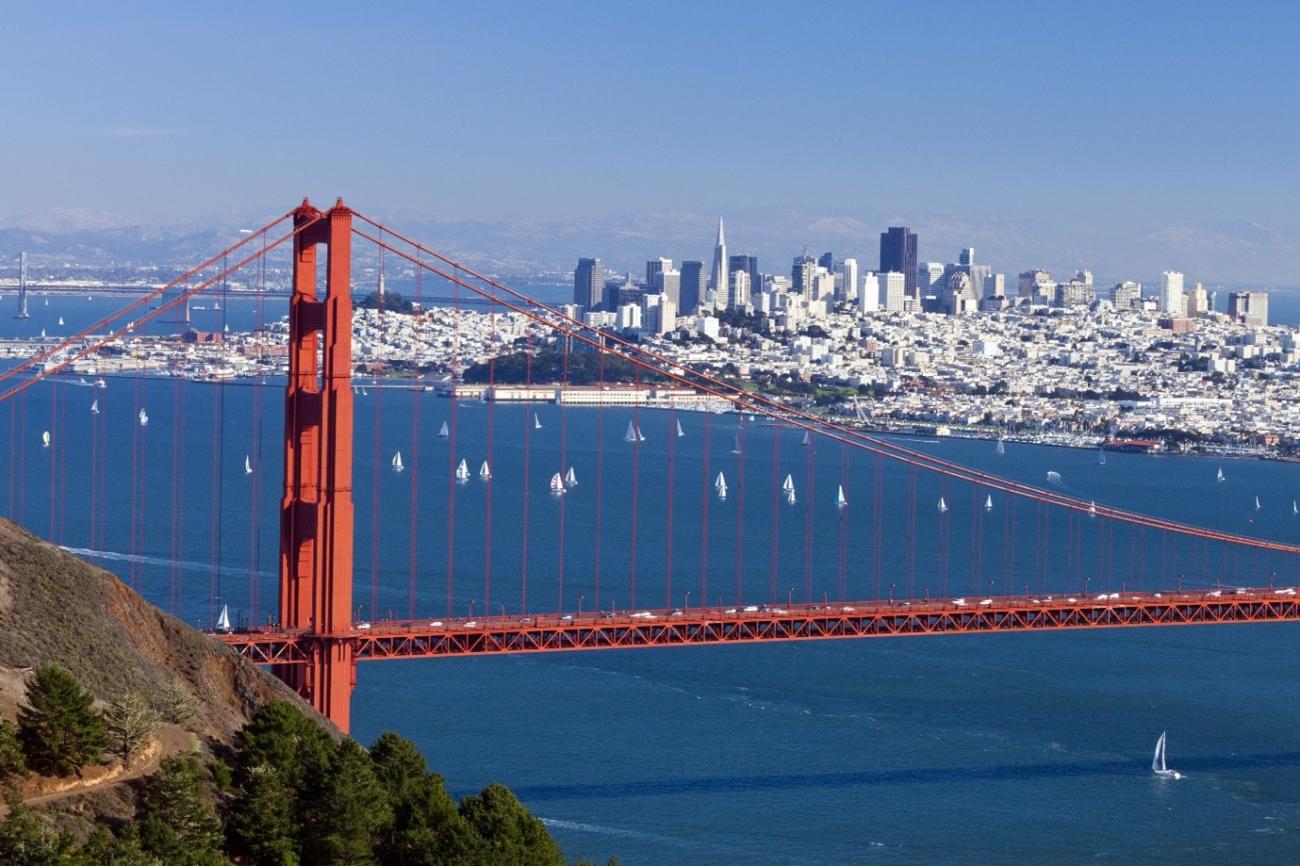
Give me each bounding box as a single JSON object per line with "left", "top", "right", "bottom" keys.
{"left": 791, "top": 254, "right": 816, "bottom": 293}
{"left": 645, "top": 257, "right": 671, "bottom": 289}
{"left": 881, "top": 272, "right": 907, "bottom": 312}
{"left": 859, "top": 271, "right": 880, "bottom": 312}
{"left": 708, "top": 218, "right": 728, "bottom": 308}
{"left": 839, "top": 258, "right": 859, "bottom": 303}
{"left": 1160, "top": 271, "right": 1185, "bottom": 316}
{"left": 728, "top": 254, "right": 759, "bottom": 303}
{"left": 1228, "top": 291, "right": 1268, "bottom": 326}
{"left": 679, "top": 261, "right": 705, "bottom": 314}
{"left": 880, "top": 227, "right": 918, "bottom": 302}
{"left": 654, "top": 267, "right": 681, "bottom": 309}
{"left": 574, "top": 258, "right": 603, "bottom": 310}
{"left": 818, "top": 251, "right": 834, "bottom": 274}
{"left": 15, "top": 252, "right": 30, "bottom": 319}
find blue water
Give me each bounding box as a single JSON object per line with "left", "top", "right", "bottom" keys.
{"left": 3, "top": 301, "right": 1300, "bottom": 862}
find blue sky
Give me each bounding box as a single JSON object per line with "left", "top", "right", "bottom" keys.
{"left": 2, "top": 0, "right": 1298, "bottom": 235}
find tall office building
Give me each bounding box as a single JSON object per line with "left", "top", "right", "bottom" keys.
{"left": 839, "top": 257, "right": 859, "bottom": 303}
{"left": 14, "top": 252, "right": 30, "bottom": 319}
{"left": 1228, "top": 291, "right": 1268, "bottom": 326}
{"left": 679, "top": 261, "right": 705, "bottom": 314}
{"left": 1160, "top": 271, "right": 1185, "bottom": 316}
{"left": 881, "top": 271, "right": 907, "bottom": 312}
{"left": 791, "top": 254, "right": 816, "bottom": 293}
{"left": 654, "top": 267, "right": 681, "bottom": 310}
{"left": 1111, "top": 281, "right": 1142, "bottom": 310}
{"left": 1186, "top": 282, "right": 1210, "bottom": 317}
{"left": 959, "top": 247, "right": 975, "bottom": 266}
{"left": 728, "top": 254, "right": 759, "bottom": 302}
{"left": 574, "top": 258, "right": 604, "bottom": 310}
{"left": 729, "top": 270, "right": 751, "bottom": 310}
{"left": 645, "top": 257, "right": 671, "bottom": 289}
{"left": 859, "top": 271, "right": 880, "bottom": 312}
{"left": 918, "top": 262, "right": 945, "bottom": 298}
{"left": 818, "top": 251, "right": 834, "bottom": 274}
{"left": 880, "top": 227, "right": 918, "bottom": 302}
{"left": 708, "top": 218, "right": 728, "bottom": 307}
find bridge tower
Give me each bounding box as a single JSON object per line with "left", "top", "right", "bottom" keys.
{"left": 276, "top": 198, "right": 356, "bottom": 731}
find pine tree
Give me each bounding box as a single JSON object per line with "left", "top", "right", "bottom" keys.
{"left": 104, "top": 693, "right": 156, "bottom": 768}
{"left": 0, "top": 719, "right": 27, "bottom": 780}
{"left": 0, "top": 797, "right": 78, "bottom": 866}
{"left": 370, "top": 732, "right": 481, "bottom": 866}
{"left": 459, "top": 783, "right": 566, "bottom": 866}
{"left": 300, "top": 738, "right": 391, "bottom": 866}
{"left": 157, "top": 680, "right": 200, "bottom": 728}
{"left": 17, "top": 664, "right": 108, "bottom": 776}
{"left": 73, "top": 827, "right": 161, "bottom": 866}
{"left": 224, "top": 765, "right": 298, "bottom": 866}
{"left": 136, "top": 756, "right": 227, "bottom": 866}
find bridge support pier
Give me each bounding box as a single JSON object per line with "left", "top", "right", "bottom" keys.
{"left": 276, "top": 198, "right": 356, "bottom": 732}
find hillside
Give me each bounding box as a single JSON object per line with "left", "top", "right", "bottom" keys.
{"left": 0, "top": 518, "right": 322, "bottom": 742}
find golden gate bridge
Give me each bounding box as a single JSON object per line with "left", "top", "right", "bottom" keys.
{"left": 3, "top": 198, "right": 1298, "bottom": 733}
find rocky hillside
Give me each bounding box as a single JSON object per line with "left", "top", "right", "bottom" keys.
{"left": 0, "top": 518, "right": 322, "bottom": 742}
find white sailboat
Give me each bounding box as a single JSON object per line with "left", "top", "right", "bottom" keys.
{"left": 215, "top": 604, "right": 232, "bottom": 633}
{"left": 624, "top": 420, "right": 639, "bottom": 443}
{"left": 138, "top": 408, "right": 149, "bottom": 427}
{"left": 438, "top": 420, "right": 449, "bottom": 438}
{"left": 730, "top": 433, "right": 742, "bottom": 454}
{"left": 479, "top": 460, "right": 491, "bottom": 481}
{"left": 90, "top": 398, "right": 99, "bottom": 415}
{"left": 715, "top": 471, "right": 728, "bottom": 501}
{"left": 1216, "top": 466, "right": 1225, "bottom": 482}
{"left": 636, "top": 425, "right": 645, "bottom": 442}
{"left": 676, "top": 419, "right": 685, "bottom": 438}
{"left": 454, "top": 458, "right": 470, "bottom": 483}
{"left": 1255, "top": 495, "right": 1262, "bottom": 511}
{"left": 1293, "top": 500, "right": 1298, "bottom": 516}
{"left": 392, "top": 451, "right": 404, "bottom": 473}
{"left": 1046, "top": 470, "right": 1060, "bottom": 483}
{"left": 549, "top": 472, "right": 565, "bottom": 495}
{"left": 1152, "top": 732, "right": 1182, "bottom": 780}
{"left": 1089, "top": 501, "right": 1097, "bottom": 517}
{"left": 244, "top": 454, "right": 253, "bottom": 475}
{"left": 534, "top": 413, "right": 542, "bottom": 430}
{"left": 782, "top": 474, "right": 796, "bottom": 506}
{"left": 1097, "top": 446, "right": 1106, "bottom": 466}
{"left": 801, "top": 430, "right": 811, "bottom": 447}
{"left": 937, "top": 496, "right": 948, "bottom": 514}
{"left": 41, "top": 430, "right": 50, "bottom": 448}
{"left": 996, "top": 436, "right": 1006, "bottom": 456}
{"left": 984, "top": 494, "right": 993, "bottom": 511}
{"left": 57, "top": 316, "right": 64, "bottom": 326}
{"left": 836, "top": 485, "right": 847, "bottom": 508}
{"left": 565, "top": 466, "right": 577, "bottom": 487}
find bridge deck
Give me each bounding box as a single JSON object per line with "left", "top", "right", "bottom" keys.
{"left": 214, "top": 587, "right": 1300, "bottom": 665}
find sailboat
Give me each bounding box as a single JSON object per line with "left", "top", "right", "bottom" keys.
{"left": 1046, "top": 470, "right": 1060, "bottom": 483}
{"left": 454, "top": 458, "right": 470, "bottom": 483}
{"left": 57, "top": 316, "right": 64, "bottom": 326}
{"left": 549, "top": 472, "right": 565, "bottom": 495}
{"left": 715, "top": 471, "right": 728, "bottom": 501}
{"left": 438, "top": 420, "right": 449, "bottom": 438}
{"left": 565, "top": 466, "right": 577, "bottom": 487}
{"left": 730, "top": 433, "right": 742, "bottom": 455}
{"left": 215, "top": 604, "right": 232, "bottom": 633}
{"left": 624, "top": 420, "right": 639, "bottom": 443}
{"left": 1097, "top": 446, "right": 1106, "bottom": 466}
{"left": 984, "top": 494, "right": 993, "bottom": 511}
{"left": 782, "top": 474, "right": 796, "bottom": 505}
{"left": 1152, "top": 732, "right": 1182, "bottom": 780}
{"left": 40, "top": 328, "right": 45, "bottom": 338}
{"left": 392, "top": 451, "right": 404, "bottom": 473}
{"left": 90, "top": 398, "right": 99, "bottom": 415}
{"left": 41, "top": 430, "right": 50, "bottom": 448}
{"left": 1255, "top": 495, "right": 1262, "bottom": 511}
{"left": 1216, "top": 466, "right": 1225, "bottom": 482}
{"left": 836, "top": 485, "right": 847, "bottom": 508}
{"left": 937, "top": 496, "right": 948, "bottom": 514}
{"left": 479, "top": 460, "right": 491, "bottom": 481}
{"left": 636, "top": 425, "right": 645, "bottom": 442}
{"left": 244, "top": 454, "right": 253, "bottom": 475}
{"left": 138, "top": 408, "right": 149, "bottom": 427}
{"left": 1089, "top": 501, "right": 1097, "bottom": 517}
{"left": 995, "top": 436, "right": 1006, "bottom": 456}
{"left": 534, "top": 413, "right": 542, "bottom": 430}
{"left": 801, "top": 430, "right": 811, "bottom": 447}
{"left": 676, "top": 419, "right": 685, "bottom": 438}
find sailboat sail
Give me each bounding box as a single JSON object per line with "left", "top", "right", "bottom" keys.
{"left": 392, "top": 451, "right": 404, "bottom": 472}
{"left": 565, "top": 466, "right": 577, "bottom": 487}
{"left": 996, "top": 437, "right": 1005, "bottom": 455}
{"left": 90, "top": 398, "right": 99, "bottom": 414}
{"left": 715, "top": 471, "right": 728, "bottom": 499}
{"left": 534, "top": 413, "right": 542, "bottom": 430}
{"left": 1097, "top": 446, "right": 1106, "bottom": 465}
{"left": 138, "top": 409, "right": 149, "bottom": 427}
{"left": 836, "top": 485, "right": 847, "bottom": 508}
{"left": 937, "top": 496, "right": 948, "bottom": 513}
{"left": 41, "top": 430, "right": 50, "bottom": 448}
{"left": 801, "top": 431, "right": 811, "bottom": 447}
{"left": 244, "top": 454, "right": 253, "bottom": 475}
{"left": 549, "top": 472, "right": 565, "bottom": 494}
{"left": 1256, "top": 495, "right": 1262, "bottom": 510}
{"left": 731, "top": 433, "right": 741, "bottom": 454}
{"left": 624, "top": 420, "right": 638, "bottom": 443}
{"left": 455, "top": 458, "right": 469, "bottom": 482}
{"left": 985, "top": 494, "right": 993, "bottom": 511}
{"left": 782, "top": 474, "right": 795, "bottom": 493}
{"left": 480, "top": 460, "right": 491, "bottom": 480}
{"left": 438, "top": 421, "right": 449, "bottom": 438}
{"left": 676, "top": 419, "right": 685, "bottom": 438}
{"left": 1216, "top": 466, "right": 1225, "bottom": 482}
{"left": 216, "top": 604, "right": 232, "bottom": 632}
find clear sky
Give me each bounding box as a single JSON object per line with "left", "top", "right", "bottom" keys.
{"left": 2, "top": 0, "right": 1298, "bottom": 232}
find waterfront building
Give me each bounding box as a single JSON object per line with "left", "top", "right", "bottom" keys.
{"left": 1160, "top": 271, "right": 1185, "bottom": 316}
{"left": 574, "top": 257, "right": 603, "bottom": 310}
{"left": 1228, "top": 290, "right": 1269, "bottom": 326}
{"left": 880, "top": 227, "right": 918, "bottom": 302}
{"left": 679, "top": 261, "right": 705, "bottom": 314}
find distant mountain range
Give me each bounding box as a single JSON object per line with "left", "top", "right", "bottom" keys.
{"left": 2, "top": 207, "right": 1297, "bottom": 293}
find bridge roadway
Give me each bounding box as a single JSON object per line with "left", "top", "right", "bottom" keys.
{"left": 215, "top": 586, "right": 1300, "bottom": 665}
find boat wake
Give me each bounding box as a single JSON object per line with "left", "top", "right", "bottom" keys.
{"left": 540, "top": 818, "right": 685, "bottom": 845}
{"left": 60, "top": 546, "right": 275, "bottom": 579}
